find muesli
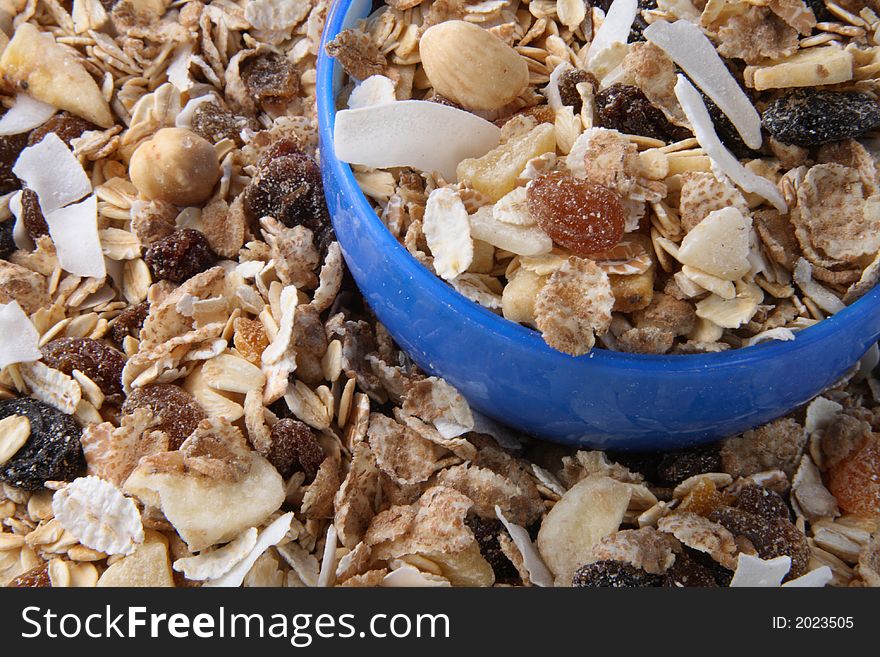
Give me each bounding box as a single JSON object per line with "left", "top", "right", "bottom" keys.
{"left": 330, "top": 0, "right": 880, "bottom": 356}
{"left": 0, "top": 0, "right": 876, "bottom": 589}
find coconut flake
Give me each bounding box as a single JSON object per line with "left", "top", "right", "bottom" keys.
{"left": 496, "top": 505, "right": 553, "bottom": 587}
{"left": 586, "top": 0, "right": 638, "bottom": 67}
{"left": 348, "top": 75, "right": 397, "bottom": 110}
{"left": 8, "top": 190, "right": 33, "bottom": 251}
{"left": 645, "top": 20, "right": 762, "bottom": 150}
{"left": 729, "top": 553, "right": 791, "bottom": 587}
{"left": 543, "top": 62, "right": 575, "bottom": 111}
{"left": 317, "top": 524, "right": 338, "bottom": 587}
{"left": 423, "top": 187, "right": 473, "bottom": 280}
{"left": 12, "top": 133, "right": 91, "bottom": 214}
{"left": 334, "top": 100, "right": 501, "bottom": 180}
{"left": 0, "top": 93, "right": 56, "bottom": 136}
{"left": 204, "top": 512, "right": 293, "bottom": 587}
{"left": 782, "top": 566, "right": 833, "bottom": 588}
{"left": 0, "top": 301, "right": 42, "bottom": 370}
{"left": 793, "top": 258, "right": 846, "bottom": 314}
{"left": 382, "top": 564, "right": 451, "bottom": 587}
{"left": 172, "top": 527, "right": 259, "bottom": 581}
{"left": 44, "top": 195, "right": 106, "bottom": 278}
{"left": 674, "top": 75, "right": 786, "bottom": 213}
{"left": 745, "top": 327, "right": 797, "bottom": 346}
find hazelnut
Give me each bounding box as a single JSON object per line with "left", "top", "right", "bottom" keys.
{"left": 129, "top": 128, "right": 220, "bottom": 206}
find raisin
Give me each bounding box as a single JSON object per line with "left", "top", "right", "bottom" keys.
{"left": 656, "top": 444, "right": 722, "bottom": 486}
{"left": 662, "top": 549, "right": 719, "bottom": 587}
{"left": 827, "top": 435, "right": 880, "bottom": 517}
{"left": 7, "top": 563, "right": 51, "bottom": 587}
{"left": 241, "top": 53, "right": 301, "bottom": 107}
{"left": 605, "top": 451, "right": 662, "bottom": 482}
{"left": 595, "top": 84, "right": 691, "bottom": 143}
{"left": 41, "top": 338, "right": 126, "bottom": 404}
{"left": 0, "top": 132, "right": 29, "bottom": 195}
{"left": 557, "top": 69, "right": 597, "bottom": 114}
{"left": 465, "top": 515, "right": 520, "bottom": 584}
{"left": 143, "top": 229, "right": 217, "bottom": 284}
{"left": 527, "top": 172, "right": 625, "bottom": 255}
{"left": 267, "top": 418, "right": 325, "bottom": 480}
{"left": 27, "top": 112, "right": 97, "bottom": 148}
{"left": 122, "top": 384, "right": 206, "bottom": 449}
{"left": 242, "top": 142, "right": 334, "bottom": 253}
{"left": 0, "top": 398, "right": 85, "bottom": 491}
{"left": 762, "top": 89, "right": 880, "bottom": 147}
{"left": 572, "top": 560, "right": 662, "bottom": 587}
{"left": 805, "top": 0, "right": 833, "bottom": 22}
{"left": 20, "top": 188, "right": 48, "bottom": 240}
{"left": 190, "top": 102, "right": 245, "bottom": 145}
{"left": 730, "top": 485, "right": 791, "bottom": 521}
{"left": 678, "top": 478, "right": 724, "bottom": 516}
{"left": 0, "top": 218, "right": 15, "bottom": 259}
{"left": 109, "top": 300, "right": 149, "bottom": 347}
{"left": 708, "top": 506, "right": 810, "bottom": 580}
{"left": 628, "top": 0, "right": 657, "bottom": 42}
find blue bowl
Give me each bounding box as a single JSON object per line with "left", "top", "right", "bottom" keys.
{"left": 316, "top": 0, "right": 880, "bottom": 450}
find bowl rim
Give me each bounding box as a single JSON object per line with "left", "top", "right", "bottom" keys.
{"left": 316, "top": 0, "right": 880, "bottom": 371}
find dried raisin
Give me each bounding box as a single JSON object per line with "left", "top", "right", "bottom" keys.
{"left": 466, "top": 515, "right": 520, "bottom": 584}
{"left": 656, "top": 444, "right": 722, "bottom": 486}
{"left": 267, "top": 418, "right": 325, "bottom": 480}
{"left": 828, "top": 435, "right": 880, "bottom": 517}
{"left": 0, "top": 218, "right": 14, "bottom": 259}
{"left": 730, "top": 484, "right": 791, "bottom": 521}
{"left": 572, "top": 560, "right": 662, "bottom": 587}
{"left": 20, "top": 188, "right": 48, "bottom": 240}
{"left": 122, "top": 384, "right": 206, "bottom": 449}
{"left": 109, "top": 300, "right": 149, "bottom": 347}
{"left": 143, "top": 229, "right": 217, "bottom": 284}
{"left": 527, "top": 172, "right": 625, "bottom": 255}
{"left": 678, "top": 478, "right": 724, "bottom": 516}
{"left": 0, "top": 132, "right": 29, "bottom": 195}
{"left": 595, "top": 84, "right": 691, "bottom": 143}
{"left": 762, "top": 89, "right": 880, "bottom": 147}
{"left": 41, "top": 337, "right": 126, "bottom": 403}
{"left": 662, "top": 549, "right": 719, "bottom": 587}
{"left": 241, "top": 53, "right": 301, "bottom": 107}
{"left": 0, "top": 398, "right": 85, "bottom": 491}
{"left": 557, "top": 69, "right": 597, "bottom": 115}
{"left": 27, "top": 112, "right": 97, "bottom": 148}
{"left": 242, "top": 140, "right": 334, "bottom": 253}
{"left": 190, "top": 102, "right": 246, "bottom": 145}
{"left": 7, "top": 563, "right": 51, "bottom": 587}
{"left": 805, "top": 0, "right": 833, "bottom": 23}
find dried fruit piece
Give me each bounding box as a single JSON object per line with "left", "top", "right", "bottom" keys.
{"left": 572, "top": 560, "right": 662, "bottom": 587}
{"left": 0, "top": 219, "right": 15, "bottom": 259}
{"left": 662, "top": 549, "right": 719, "bottom": 587}
{"left": 233, "top": 317, "right": 269, "bottom": 367}
{"left": 27, "top": 112, "right": 98, "bottom": 148}
{"left": 144, "top": 229, "right": 217, "bottom": 284}
{"left": 7, "top": 563, "right": 51, "bottom": 588}
{"left": 731, "top": 485, "right": 790, "bottom": 521}
{"left": 122, "top": 384, "right": 206, "bottom": 450}
{"left": 20, "top": 188, "right": 48, "bottom": 240}
{"left": 527, "top": 172, "right": 625, "bottom": 256}
{"left": 0, "top": 397, "right": 85, "bottom": 491}
{"left": 656, "top": 444, "right": 722, "bottom": 487}
{"left": 466, "top": 515, "right": 520, "bottom": 584}
{"left": 0, "top": 132, "right": 28, "bottom": 195}
{"left": 130, "top": 128, "right": 221, "bottom": 206}
{"left": 109, "top": 301, "right": 149, "bottom": 346}
{"left": 762, "top": 89, "right": 880, "bottom": 147}
{"left": 190, "top": 102, "right": 245, "bottom": 145}
{"left": 267, "top": 418, "right": 324, "bottom": 480}
{"left": 241, "top": 53, "right": 300, "bottom": 107}
{"left": 595, "top": 84, "right": 690, "bottom": 143}
{"left": 41, "top": 337, "right": 126, "bottom": 403}
{"left": 557, "top": 68, "right": 596, "bottom": 114}
{"left": 827, "top": 435, "right": 880, "bottom": 518}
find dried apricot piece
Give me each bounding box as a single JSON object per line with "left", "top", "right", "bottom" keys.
{"left": 828, "top": 435, "right": 880, "bottom": 518}
{"left": 526, "top": 172, "right": 625, "bottom": 255}
{"left": 678, "top": 478, "right": 724, "bottom": 517}
{"left": 233, "top": 317, "right": 269, "bottom": 367}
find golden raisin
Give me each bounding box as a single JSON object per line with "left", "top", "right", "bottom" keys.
{"left": 828, "top": 435, "right": 880, "bottom": 518}
{"left": 526, "top": 172, "right": 625, "bottom": 255}
{"left": 233, "top": 317, "right": 269, "bottom": 367}
{"left": 678, "top": 478, "right": 724, "bottom": 516}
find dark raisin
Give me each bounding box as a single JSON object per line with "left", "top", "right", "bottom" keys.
{"left": 572, "top": 559, "right": 662, "bottom": 587}
{"left": 731, "top": 485, "right": 791, "bottom": 521}
{"left": 605, "top": 450, "right": 661, "bottom": 483}
{"left": 595, "top": 84, "right": 691, "bottom": 143}
{"left": 122, "top": 384, "right": 206, "bottom": 449}
{"left": 466, "top": 515, "right": 519, "bottom": 584}
{"left": 701, "top": 91, "right": 757, "bottom": 158}
{"left": 242, "top": 142, "right": 334, "bottom": 253}
{"left": 0, "top": 132, "right": 29, "bottom": 195}
{"left": 20, "top": 188, "right": 48, "bottom": 240}
{"left": 108, "top": 300, "right": 150, "bottom": 347}
{"left": 190, "top": 102, "right": 245, "bottom": 145}
{"left": 40, "top": 337, "right": 126, "bottom": 403}
{"left": 762, "top": 89, "right": 880, "bottom": 147}
{"left": 0, "top": 398, "right": 85, "bottom": 491}
{"left": 805, "top": 0, "right": 833, "bottom": 23}
{"left": 708, "top": 506, "right": 810, "bottom": 580}
{"left": 656, "top": 444, "right": 722, "bottom": 486}
{"left": 662, "top": 549, "right": 719, "bottom": 587}
{"left": 241, "top": 53, "right": 300, "bottom": 107}
{"left": 27, "top": 112, "right": 97, "bottom": 148}
{"left": 267, "top": 418, "right": 325, "bottom": 480}
{"left": 0, "top": 218, "right": 15, "bottom": 259}
{"left": 557, "top": 69, "right": 597, "bottom": 114}
{"left": 7, "top": 563, "right": 51, "bottom": 587}
{"left": 143, "top": 229, "right": 217, "bottom": 284}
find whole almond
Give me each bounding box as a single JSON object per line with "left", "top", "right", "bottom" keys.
{"left": 419, "top": 20, "right": 529, "bottom": 111}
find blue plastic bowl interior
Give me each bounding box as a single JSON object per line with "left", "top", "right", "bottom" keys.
{"left": 316, "top": 0, "right": 880, "bottom": 450}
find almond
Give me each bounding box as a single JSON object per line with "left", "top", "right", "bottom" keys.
{"left": 419, "top": 21, "right": 528, "bottom": 111}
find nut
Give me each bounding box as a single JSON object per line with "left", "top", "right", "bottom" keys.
{"left": 129, "top": 128, "right": 220, "bottom": 206}
{"left": 419, "top": 21, "right": 529, "bottom": 111}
